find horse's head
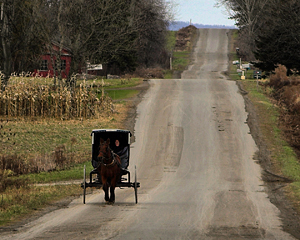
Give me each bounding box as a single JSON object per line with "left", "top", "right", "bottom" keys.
{"left": 97, "top": 138, "right": 112, "bottom": 164}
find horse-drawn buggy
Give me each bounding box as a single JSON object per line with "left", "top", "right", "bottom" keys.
{"left": 81, "top": 129, "right": 140, "bottom": 204}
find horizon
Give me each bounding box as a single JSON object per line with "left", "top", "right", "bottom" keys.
{"left": 170, "top": 20, "right": 236, "bottom": 27}
{"left": 169, "top": 20, "right": 237, "bottom": 30}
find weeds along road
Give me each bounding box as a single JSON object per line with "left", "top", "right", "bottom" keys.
{"left": 2, "top": 29, "right": 297, "bottom": 239}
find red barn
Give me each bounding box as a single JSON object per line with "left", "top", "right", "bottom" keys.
{"left": 34, "top": 42, "right": 72, "bottom": 78}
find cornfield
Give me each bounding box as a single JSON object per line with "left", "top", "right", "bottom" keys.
{"left": 0, "top": 79, "right": 112, "bottom": 119}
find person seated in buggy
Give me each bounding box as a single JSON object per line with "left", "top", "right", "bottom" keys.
{"left": 111, "top": 139, "right": 129, "bottom": 170}
{"left": 91, "top": 139, "right": 129, "bottom": 170}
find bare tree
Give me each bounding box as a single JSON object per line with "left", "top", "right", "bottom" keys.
{"left": 43, "top": 0, "right": 140, "bottom": 82}
{"left": 42, "top": 0, "right": 174, "bottom": 82}
{"left": 134, "top": 0, "right": 171, "bottom": 67}
{"left": 0, "top": 1, "right": 12, "bottom": 90}
{"left": 217, "top": 0, "right": 270, "bottom": 60}
{"left": 0, "top": 0, "right": 48, "bottom": 90}
{"left": 0, "top": 0, "right": 175, "bottom": 89}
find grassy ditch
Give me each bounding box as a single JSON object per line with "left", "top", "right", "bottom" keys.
{"left": 0, "top": 77, "right": 142, "bottom": 226}
{"left": 163, "top": 49, "right": 192, "bottom": 79}
{"left": 239, "top": 79, "right": 300, "bottom": 211}
{"left": 172, "top": 51, "right": 191, "bottom": 71}
{"left": 24, "top": 161, "right": 94, "bottom": 184}
{"left": 0, "top": 184, "right": 88, "bottom": 226}
{"left": 163, "top": 30, "right": 177, "bottom": 79}
{"left": 164, "top": 28, "right": 197, "bottom": 79}
{"left": 0, "top": 161, "right": 95, "bottom": 225}
{"left": 228, "top": 30, "right": 300, "bottom": 211}
{"left": 106, "top": 89, "right": 139, "bottom": 101}
{"left": 92, "top": 77, "right": 141, "bottom": 100}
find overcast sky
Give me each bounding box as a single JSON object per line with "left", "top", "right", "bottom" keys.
{"left": 174, "top": 0, "right": 235, "bottom": 26}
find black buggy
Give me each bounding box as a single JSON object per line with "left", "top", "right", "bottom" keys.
{"left": 81, "top": 129, "right": 140, "bottom": 204}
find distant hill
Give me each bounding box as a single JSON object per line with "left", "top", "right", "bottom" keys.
{"left": 168, "top": 21, "right": 236, "bottom": 31}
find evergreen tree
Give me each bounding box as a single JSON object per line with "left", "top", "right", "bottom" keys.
{"left": 254, "top": 0, "right": 300, "bottom": 74}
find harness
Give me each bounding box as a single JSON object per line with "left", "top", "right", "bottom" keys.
{"left": 99, "top": 150, "right": 121, "bottom": 168}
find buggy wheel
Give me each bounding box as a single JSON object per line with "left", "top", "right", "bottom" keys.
{"left": 83, "top": 165, "right": 86, "bottom": 204}
{"left": 134, "top": 165, "right": 138, "bottom": 204}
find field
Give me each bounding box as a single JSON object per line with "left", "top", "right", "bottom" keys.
{"left": 0, "top": 76, "right": 142, "bottom": 225}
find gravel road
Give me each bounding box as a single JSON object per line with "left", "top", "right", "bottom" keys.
{"left": 1, "top": 28, "right": 297, "bottom": 240}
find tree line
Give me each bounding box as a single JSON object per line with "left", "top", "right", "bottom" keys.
{"left": 218, "top": 0, "right": 300, "bottom": 75}
{"left": 0, "top": 0, "right": 174, "bottom": 89}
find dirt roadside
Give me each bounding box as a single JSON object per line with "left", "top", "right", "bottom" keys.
{"left": 238, "top": 82, "right": 300, "bottom": 239}
{"left": 222, "top": 29, "right": 299, "bottom": 238}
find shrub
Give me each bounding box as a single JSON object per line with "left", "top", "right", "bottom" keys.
{"left": 0, "top": 154, "right": 37, "bottom": 175}
{"left": 53, "top": 145, "right": 67, "bottom": 168}
{"left": 269, "top": 64, "right": 289, "bottom": 90}
{"left": 0, "top": 170, "right": 29, "bottom": 192}
{"left": 0, "top": 158, "right": 30, "bottom": 193}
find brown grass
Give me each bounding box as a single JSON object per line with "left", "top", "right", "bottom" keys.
{"left": 265, "top": 65, "right": 300, "bottom": 155}
{"left": 269, "top": 65, "right": 290, "bottom": 89}
{"left": 0, "top": 101, "right": 128, "bottom": 192}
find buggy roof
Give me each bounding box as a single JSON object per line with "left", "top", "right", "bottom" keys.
{"left": 91, "top": 129, "right": 131, "bottom": 135}
{"left": 91, "top": 129, "right": 132, "bottom": 144}
{"left": 91, "top": 129, "right": 132, "bottom": 141}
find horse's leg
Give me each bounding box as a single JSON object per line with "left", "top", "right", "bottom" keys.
{"left": 109, "top": 177, "right": 117, "bottom": 203}
{"left": 102, "top": 178, "right": 109, "bottom": 203}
